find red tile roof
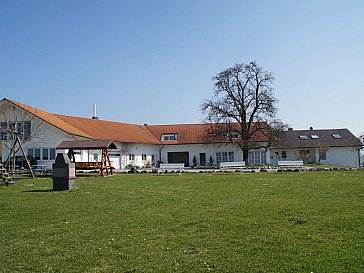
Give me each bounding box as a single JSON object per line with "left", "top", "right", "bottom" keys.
{"left": 147, "top": 123, "right": 271, "bottom": 144}
{"left": 57, "top": 140, "right": 117, "bottom": 150}
{"left": 146, "top": 124, "right": 212, "bottom": 144}
{"left": 55, "top": 114, "right": 161, "bottom": 144}
{"left": 3, "top": 98, "right": 92, "bottom": 138}
{"left": 1, "top": 98, "right": 270, "bottom": 145}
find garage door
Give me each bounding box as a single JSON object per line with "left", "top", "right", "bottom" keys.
{"left": 168, "top": 152, "right": 189, "bottom": 167}
{"left": 109, "top": 152, "right": 121, "bottom": 169}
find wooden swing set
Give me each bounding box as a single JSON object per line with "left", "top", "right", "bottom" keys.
{"left": 0, "top": 128, "right": 35, "bottom": 185}
{"left": 56, "top": 140, "right": 117, "bottom": 176}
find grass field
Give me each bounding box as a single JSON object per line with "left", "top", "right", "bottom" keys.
{"left": 0, "top": 171, "right": 363, "bottom": 272}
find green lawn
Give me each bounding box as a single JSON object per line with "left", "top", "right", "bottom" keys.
{"left": 0, "top": 171, "right": 363, "bottom": 272}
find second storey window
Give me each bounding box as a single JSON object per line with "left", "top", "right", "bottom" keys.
{"left": 0, "top": 121, "right": 31, "bottom": 141}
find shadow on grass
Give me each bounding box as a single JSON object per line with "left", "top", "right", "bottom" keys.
{"left": 22, "top": 189, "right": 54, "bottom": 193}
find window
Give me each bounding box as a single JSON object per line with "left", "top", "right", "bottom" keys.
{"left": 228, "top": 152, "right": 234, "bottom": 162}
{"left": 216, "top": 152, "right": 234, "bottom": 164}
{"left": 332, "top": 134, "right": 342, "bottom": 139}
{"left": 248, "top": 151, "right": 254, "bottom": 164}
{"left": 142, "top": 154, "right": 147, "bottom": 161}
{"left": 299, "top": 135, "right": 308, "bottom": 140}
{"left": 9, "top": 122, "right": 16, "bottom": 131}
{"left": 9, "top": 123, "right": 16, "bottom": 140}
{"left": 35, "top": 149, "right": 41, "bottom": 160}
{"left": 0, "top": 122, "right": 7, "bottom": 140}
{"left": 24, "top": 121, "right": 31, "bottom": 140}
{"left": 42, "top": 148, "right": 49, "bottom": 160}
{"left": 0, "top": 121, "right": 31, "bottom": 141}
{"left": 282, "top": 151, "right": 287, "bottom": 159}
{"left": 27, "top": 148, "right": 56, "bottom": 160}
{"left": 310, "top": 135, "right": 320, "bottom": 139}
{"left": 319, "top": 149, "right": 327, "bottom": 160}
{"left": 254, "top": 150, "right": 260, "bottom": 163}
{"left": 50, "top": 148, "right": 56, "bottom": 160}
{"left": 161, "top": 134, "right": 178, "bottom": 141}
{"left": 226, "top": 132, "right": 240, "bottom": 139}
{"left": 17, "top": 123, "right": 24, "bottom": 139}
{"left": 129, "top": 154, "right": 135, "bottom": 160}
{"left": 93, "top": 153, "right": 99, "bottom": 162}
{"left": 248, "top": 150, "right": 267, "bottom": 165}
{"left": 261, "top": 151, "right": 267, "bottom": 164}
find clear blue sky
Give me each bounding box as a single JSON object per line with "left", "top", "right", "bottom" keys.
{"left": 1, "top": 0, "right": 363, "bottom": 135}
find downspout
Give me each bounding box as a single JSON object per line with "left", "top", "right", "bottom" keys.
{"left": 158, "top": 144, "right": 165, "bottom": 167}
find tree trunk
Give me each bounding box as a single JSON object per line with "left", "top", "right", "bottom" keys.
{"left": 243, "top": 148, "right": 249, "bottom": 164}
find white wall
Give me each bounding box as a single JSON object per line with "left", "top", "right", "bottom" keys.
{"left": 112, "top": 142, "right": 160, "bottom": 169}
{"left": 160, "top": 143, "right": 244, "bottom": 166}
{"left": 270, "top": 147, "right": 360, "bottom": 167}
{"left": 22, "top": 124, "right": 85, "bottom": 170}
{"left": 0, "top": 101, "right": 86, "bottom": 170}
{"left": 270, "top": 148, "right": 316, "bottom": 164}
{"left": 321, "top": 147, "right": 360, "bottom": 167}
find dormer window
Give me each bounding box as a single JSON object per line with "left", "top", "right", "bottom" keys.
{"left": 332, "top": 134, "right": 342, "bottom": 139}
{"left": 299, "top": 135, "right": 308, "bottom": 140}
{"left": 226, "top": 132, "right": 240, "bottom": 139}
{"left": 161, "top": 133, "right": 178, "bottom": 141}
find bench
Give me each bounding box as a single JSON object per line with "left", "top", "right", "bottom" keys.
{"left": 160, "top": 163, "right": 185, "bottom": 173}
{"left": 31, "top": 165, "right": 47, "bottom": 173}
{"left": 219, "top": 161, "right": 246, "bottom": 171}
{"left": 278, "top": 160, "right": 304, "bottom": 170}
{"left": 75, "top": 162, "right": 100, "bottom": 170}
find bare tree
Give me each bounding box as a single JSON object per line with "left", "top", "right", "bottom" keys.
{"left": 0, "top": 103, "right": 47, "bottom": 170}
{"left": 201, "top": 61, "right": 286, "bottom": 164}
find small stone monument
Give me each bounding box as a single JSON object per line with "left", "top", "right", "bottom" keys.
{"left": 52, "top": 153, "right": 76, "bottom": 191}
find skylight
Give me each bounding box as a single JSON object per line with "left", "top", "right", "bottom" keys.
{"left": 299, "top": 135, "right": 309, "bottom": 140}
{"left": 332, "top": 134, "right": 342, "bottom": 139}
{"left": 310, "top": 135, "right": 320, "bottom": 139}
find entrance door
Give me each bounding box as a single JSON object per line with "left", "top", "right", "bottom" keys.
{"left": 299, "top": 150, "right": 311, "bottom": 164}
{"left": 200, "top": 153, "right": 206, "bottom": 166}
{"left": 168, "top": 152, "right": 189, "bottom": 167}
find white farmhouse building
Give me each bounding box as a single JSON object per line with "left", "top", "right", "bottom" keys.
{"left": 270, "top": 128, "right": 362, "bottom": 167}
{"left": 0, "top": 98, "right": 362, "bottom": 169}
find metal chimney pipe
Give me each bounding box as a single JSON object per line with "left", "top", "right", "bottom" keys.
{"left": 92, "top": 103, "right": 99, "bottom": 119}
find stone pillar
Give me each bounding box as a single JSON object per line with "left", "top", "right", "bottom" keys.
{"left": 52, "top": 153, "right": 76, "bottom": 191}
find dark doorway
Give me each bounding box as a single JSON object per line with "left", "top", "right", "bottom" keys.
{"left": 200, "top": 153, "right": 206, "bottom": 166}
{"left": 168, "top": 152, "right": 189, "bottom": 167}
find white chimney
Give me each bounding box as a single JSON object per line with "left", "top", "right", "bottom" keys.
{"left": 92, "top": 103, "right": 99, "bottom": 119}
